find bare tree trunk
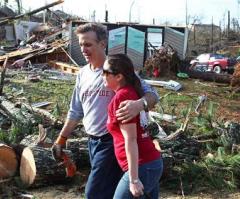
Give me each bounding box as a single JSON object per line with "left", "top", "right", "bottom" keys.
{"left": 187, "top": 70, "right": 231, "bottom": 84}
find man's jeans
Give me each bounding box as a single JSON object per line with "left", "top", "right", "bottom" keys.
{"left": 113, "top": 158, "right": 163, "bottom": 199}
{"left": 85, "top": 134, "right": 123, "bottom": 199}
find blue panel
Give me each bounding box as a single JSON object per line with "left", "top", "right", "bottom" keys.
{"left": 127, "top": 27, "right": 145, "bottom": 53}
{"left": 108, "top": 27, "right": 126, "bottom": 49}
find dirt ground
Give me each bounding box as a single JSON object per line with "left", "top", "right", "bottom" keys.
{"left": 13, "top": 169, "right": 240, "bottom": 199}
{"left": 2, "top": 172, "right": 240, "bottom": 199}
{"left": 26, "top": 185, "right": 240, "bottom": 199}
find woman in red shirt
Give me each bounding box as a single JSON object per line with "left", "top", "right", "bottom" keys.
{"left": 102, "top": 54, "right": 163, "bottom": 199}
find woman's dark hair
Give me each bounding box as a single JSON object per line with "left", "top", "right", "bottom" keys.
{"left": 106, "top": 54, "right": 143, "bottom": 97}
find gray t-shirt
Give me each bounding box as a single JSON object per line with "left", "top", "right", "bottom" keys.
{"left": 67, "top": 64, "right": 159, "bottom": 137}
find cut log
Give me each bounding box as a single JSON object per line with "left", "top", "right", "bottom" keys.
{"left": 20, "top": 146, "right": 73, "bottom": 187}
{"left": 0, "top": 144, "right": 18, "bottom": 179}
{"left": 66, "top": 137, "right": 90, "bottom": 168}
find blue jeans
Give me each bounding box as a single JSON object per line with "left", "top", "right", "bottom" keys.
{"left": 85, "top": 134, "right": 123, "bottom": 199}
{"left": 113, "top": 158, "right": 163, "bottom": 199}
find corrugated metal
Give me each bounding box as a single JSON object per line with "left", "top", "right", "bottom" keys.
{"left": 69, "top": 26, "right": 87, "bottom": 67}
{"left": 127, "top": 48, "right": 144, "bottom": 70}
{"left": 108, "top": 44, "right": 125, "bottom": 55}
{"left": 164, "top": 27, "right": 186, "bottom": 59}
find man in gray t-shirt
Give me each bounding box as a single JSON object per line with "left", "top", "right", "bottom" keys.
{"left": 52, "top": 22, "right": 159, "bottom": 199}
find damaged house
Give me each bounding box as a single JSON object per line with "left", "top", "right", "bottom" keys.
{"left": 68, "top": 21, "right": 189, "bottom": 70}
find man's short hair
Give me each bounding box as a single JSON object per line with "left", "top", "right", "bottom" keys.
{"left": 76, "top": 22, "right": 108, "bottom": 42}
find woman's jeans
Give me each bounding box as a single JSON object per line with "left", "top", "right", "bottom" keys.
{"left": 113, "top": 158, "right": 163, "bottom": 199}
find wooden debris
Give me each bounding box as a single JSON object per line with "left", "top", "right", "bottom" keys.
{"left": 0, "top": 56, "right": 8, "bottom": 95}
{"left": 0, "top": 143, "right": 18, "bottom": 179}
{"left": 48, "top": 61, "right": 80, "bottom": 75}
{"left": 0, "top": 39, "right": 68, "bottom": 65}
{"left": 60, "top": 47, "right": 79, "bottom": 67}
{"left": 0, "top": 47, "right": 44, "bottom": 63}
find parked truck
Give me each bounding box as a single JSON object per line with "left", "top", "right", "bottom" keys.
{"left": 190, "top": 53, "right": 236, "bottom": 74}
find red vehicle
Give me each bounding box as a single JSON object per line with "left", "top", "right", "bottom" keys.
{"left": 190, "top": 53, "right": 236, "bottom": 74}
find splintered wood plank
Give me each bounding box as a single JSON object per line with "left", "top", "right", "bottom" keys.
{"left": 48, "top": 61, "right": 80, "bottom": 75}
{"left": 0, "top": 144, "right": 18, "bottom": 179}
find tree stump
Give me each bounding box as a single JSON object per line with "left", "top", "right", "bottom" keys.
{"left": 0, "top": 144, "right": 18, "bottom": 179}
{"left": 20, "top": 146, "right": 72, "bottom": 187}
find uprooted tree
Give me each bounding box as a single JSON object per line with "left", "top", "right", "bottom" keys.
{"left": 143, "top": 43, "right": 180, "bottom": 78}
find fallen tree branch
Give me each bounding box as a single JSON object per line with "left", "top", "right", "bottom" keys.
{"left": 22, "top": 103, "right": 62, "bottom": 126}
{"left": 0, "top": 96, "right": 36, "bottom": 125}
{"left": 186, "top": 70, "right": 231, "bottom": 84}
{"left": 161, "top": 105, "right": 191, "bottom": 141}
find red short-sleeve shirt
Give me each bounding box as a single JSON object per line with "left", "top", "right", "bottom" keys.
{"left": 107, "top": 85, "right": 160, "bottom": 171}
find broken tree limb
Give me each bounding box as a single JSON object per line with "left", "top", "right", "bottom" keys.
{"left": 21, "top": 103, "right": 62, "bottom": 127}
{"left": 186, "top": 70, "right": 231, "bottom": 84}
{"left": 0, "top": 56, "right": 8, "bottom": 95}
{"left": 19, "top": 127, "right": 53, "bottom": 148}
{"left": 195, "top": 94, "right": 207, "bottom": 114}
{"left": 20, "top": 146, "right": 73, "bottom": 187}
{"left": 0, "top": 96, "right": 36, "bottom": 125}
{"left": 160, "top": 105, "right": 191, "bottom": 141}
{"left": 0, "top": 143, "right": 18, "bottom": 179}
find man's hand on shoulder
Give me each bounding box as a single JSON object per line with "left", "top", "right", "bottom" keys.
{"left": 116, "top": 99, "right": 143, "bottom": 123}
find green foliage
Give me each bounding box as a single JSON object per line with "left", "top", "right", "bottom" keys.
{"left": 0, "top": 129, "right": 8, "bottom": 143}
{"left": 168, "top": 147, "right": 240, "bottom": 192}
{"left": 192, "top": 101, "right": 218, "bottom": 135}
{"left": 52, "top": 102, "right": 61, "bottom": 118}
